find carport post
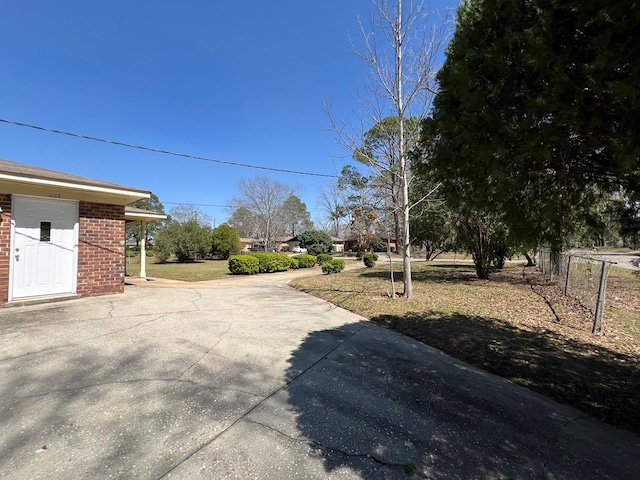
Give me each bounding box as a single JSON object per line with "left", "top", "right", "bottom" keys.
{"left": 140, "top": 220, "right": 147, "bottom": 279}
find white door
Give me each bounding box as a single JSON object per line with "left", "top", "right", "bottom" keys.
{"left": 10, "top": 196, "right": 78, "bottom": 299}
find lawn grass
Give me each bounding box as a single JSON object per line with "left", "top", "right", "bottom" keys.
{"left": 125, "top": 256, "right": 230, "bottom": 282}
{"left": 291, "top": 262, "right": 640, "bottom": 435}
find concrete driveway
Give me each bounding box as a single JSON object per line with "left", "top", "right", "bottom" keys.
{"left": 1, "top": 282, "right": 638, "bottom": 479}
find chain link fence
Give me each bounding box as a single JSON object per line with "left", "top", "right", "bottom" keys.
{"left": 538, "top": 248, "right": 614, "bottom": 333}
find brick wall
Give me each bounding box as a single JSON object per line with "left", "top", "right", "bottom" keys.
{"left": 0, "top": 194, "right": 11, "bottom": 304}
{"left": 77, "top": 201, "right": 126, "bottom": 296}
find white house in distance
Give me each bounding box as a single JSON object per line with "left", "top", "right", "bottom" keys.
{"left": 0, "top": 158, "right": 165, "bottom": 307}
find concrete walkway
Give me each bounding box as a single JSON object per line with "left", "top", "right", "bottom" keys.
{"left": 0, "top": 282, "right": 638, "bottom": 479}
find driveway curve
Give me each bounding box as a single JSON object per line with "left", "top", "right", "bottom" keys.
{"left": 0, "top": 281, "right": 638, "bottom": 479}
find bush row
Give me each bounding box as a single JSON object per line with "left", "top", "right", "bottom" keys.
{"left": 228, "top": 253, "right": 319, "bottom": 275}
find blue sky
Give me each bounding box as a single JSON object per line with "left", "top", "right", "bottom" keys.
{"left": 0, "top": 0, "right": 457, "bottom": 226}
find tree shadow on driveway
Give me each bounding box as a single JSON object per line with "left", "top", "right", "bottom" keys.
{"left": 283, "top": 319, "right": 640, "bottom": 479}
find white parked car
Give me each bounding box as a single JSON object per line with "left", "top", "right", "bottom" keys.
{"left": 292, "top": 245, "right": 308, "bottom": 253}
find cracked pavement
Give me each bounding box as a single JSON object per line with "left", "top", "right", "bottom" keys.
{"left": 0, "top": 283, "right": 638, "bottom": 479}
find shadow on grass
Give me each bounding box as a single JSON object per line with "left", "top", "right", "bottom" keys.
{"left": 153, "top": 260, "right": 207, "bottom": 265}
{"left": 359, "top": 265, "right": 543, "bottom": 289}
{"left": 358, "top": 264, "right": 477, "bottom": 283}
{"left": 371, "top": 311, "right": 640, "bottom": 435}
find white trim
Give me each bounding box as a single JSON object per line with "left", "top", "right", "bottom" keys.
{"left": 125, "top": 211, "right": 167, "bottom": 221}
{"left": 0, "top": 173, "right": 150, "bottom": 199}
{"left": 9, "top": 195, "right": 79, "bottom": 301}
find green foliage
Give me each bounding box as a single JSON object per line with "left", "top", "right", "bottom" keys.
{"left": 155, "top": 251, "right": 170, "bottom": 263}
{"left": 282, "top": 195, "right": 313, "bottom": 237}
{"left": 125, "top": 192, "right": 166, "bottom": 248}
{"left": 212, "top": 223, "right": 241, "bottom": 259}
{"left": 154, "top": 220, "right": 212, "bottom": 263}
{"left": 424, "top": 0, "right": 640, "bottom": 253}
{"left": 228, "top": 255, "right": 260, "bottom": 275}
{"left": 125, "top": 249, "right": 137, "bottom": 258}
{"left": 145, "top": 249, "right": 155, "bottom": 257}
{"left": 250, "top": 252, "right": 292, "bottom": 273}
{"left": 289, "top": 257, "right": 300, "bottom": 269}
{"left": 369, "top": 236, "right": 386, "bottom": 252}
{"left": 321, "top": 259, "right": 345, "bottom": 274}
{"left": 292, "top": 254, "right": 317, "bottom": 268}
{"left": 453, "top": 213, "right": 510, "bottom": 279}
{"left": 362, "top": 253, "right": 378, "bottom": 268}
{"left": 297, "top": 230, "right": 332, "bottom": 255}
{"left": 409, "top": 176, "right": 456, "bottom": 260}
{"left": 316, "top": 253, "right": 333, "bottom": 265}
{"left": 355, "top": 251, "right": 364, "bottom": 260}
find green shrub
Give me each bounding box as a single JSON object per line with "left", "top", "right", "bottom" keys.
{"left": 363, "top": 253, "right": 378, "bottom": 268}
{"left": 297, "top": 230, "right": 332, "bottom": 255}
{"left": 145, "top": 249, "right": 155, "bottom": 257}
{"left": 211, "top": 224, "right": 241, "bottom": 259}
{"left": 289, "top": 257, "right": 300, "bottom": 269}
{"left": 356, "top": 251, "right": 364, "bottom": 260}
{"left": 293, "top": 254, "right": 317, "bottom": 268}
{"left": 125, "top": 249, "right": 137, "bottom": 258}
{"left": 155, "top": 251, "right": 170, "bottom": 263}
{"left": 250, "top": 252, "right": 292, "bottom": 273}
{"left": 316, "top": 253, "right": 333, "bottom": 265}
{"left": 370, "top": 236, "right": 386, "bottom": 252}
{"left": 228, "top": 255, "right": 259, "bottom": 275}
{"left": 322, "top": 259, "right": 345, "bottom": 274}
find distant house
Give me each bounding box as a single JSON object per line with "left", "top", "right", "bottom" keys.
{"left": 239, "top": 238, "right": 288, "bottom": 253}
{"left": 286, "top": 235, "right": 345, "bottom": 253}
{"left": 239, "top": 238, "right": 256, "bottom": 253}
{"left": 330, "top": 236, "right": 345, "bottom": 253}
{"left": 343, "top": 234, "right": 396, "bottom": 252}
{"left": 0, "top": 159, "right": 164, "bottom": 307}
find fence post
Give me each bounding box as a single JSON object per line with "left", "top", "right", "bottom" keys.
{"left": 564, "top": 255, "right": 572, "bottom": 296}
{"left": 592, "top": 261, "right": 611, "bottom": 334}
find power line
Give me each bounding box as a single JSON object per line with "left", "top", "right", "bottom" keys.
{"left": 163, "top": 201, "right": 327, "bottom": 213}
{"left": 0, "top": 118, "right": 338, "bottom": 179}
{"left": 163, "top": 202, "right": 228, "bottom": 208}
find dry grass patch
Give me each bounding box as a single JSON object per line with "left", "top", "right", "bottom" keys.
{"left": 291, "top": 263, "right": 640, "bottom": 435}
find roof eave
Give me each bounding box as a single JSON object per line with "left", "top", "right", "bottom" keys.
{"left": 0, "top": 173, "right": 150, "bottom": 205}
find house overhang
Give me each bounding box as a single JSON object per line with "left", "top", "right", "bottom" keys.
{"left": 125, "top": 208, "right": 167, "bottom": 224}
{"left": 0, "top": 174, "right": 150, "bottom": 205}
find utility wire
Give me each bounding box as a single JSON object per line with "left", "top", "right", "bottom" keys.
{"left": 162, "top": 201, "right": 326, "bottom": 213}
{"left": 0, "top": 118, "right": 338, "bottom": 179}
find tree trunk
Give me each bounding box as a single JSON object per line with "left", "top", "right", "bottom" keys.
{"left": 387, "top": 236, "right": 396, "bottom": 297}
{"left": 524, "top": 251, "right": 536, "bottom": 267}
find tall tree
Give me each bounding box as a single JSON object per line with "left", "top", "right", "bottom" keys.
{"left": 327, "top": 0, "right": 451, "bottom": 297}
{"left": 354, "top": 116, "right": 421, "bottom": 254}
{"left": 281, "top": 195, "right": 313, "bottom": 237}
{"left": 425, "top": 0, "right": 640, "bottom": 254}
{"left": 231, "top": 176, "right": 295, "bottom": 251}
{"left": 339, "top": 165, "right": 381, "bottom": 251}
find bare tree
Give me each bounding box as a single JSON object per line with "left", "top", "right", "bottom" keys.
{"left": 318, "top": 181, "right": 348, "bottom": 237}
{"left": 230, "top": 176, "right": 295, "bottom": 252}
{"left": 228, "top": 206, "right": 260, "bottom": 239}
{"left": 327, "top": 0, "right": 451, "bottom": 297}
{"left": 168, "top": 204, "right": 212, "bottom": 227}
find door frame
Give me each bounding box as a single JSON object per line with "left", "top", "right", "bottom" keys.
{"left": 9, "top": 195, "right": 80, "bottom": 301}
